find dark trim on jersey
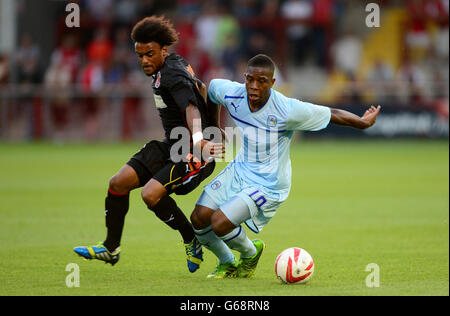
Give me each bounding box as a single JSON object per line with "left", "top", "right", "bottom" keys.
{"left": 224, "top": 95, "right": 245, "bottom": 100}
{"left": 228, "top": 112, "right": 287, "bottom": 133}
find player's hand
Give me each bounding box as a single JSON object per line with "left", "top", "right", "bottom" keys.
{"left": 361, "top": 105, "right": 381, "bottom": 128}
{"left": 197, "top": 139, "right": 226, "bottom": 160}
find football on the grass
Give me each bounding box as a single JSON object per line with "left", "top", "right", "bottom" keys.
{"left": 275, "top": 247, "right": 314, "bottom": 284}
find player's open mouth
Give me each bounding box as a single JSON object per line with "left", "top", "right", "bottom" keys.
{"left": 249, "top": 94, "right": 259, "bottom": 101}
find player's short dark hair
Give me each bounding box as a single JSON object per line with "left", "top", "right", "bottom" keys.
{"left": 131, "top": 16, "right": 179, "bottom": 47}
{"left": 247, "top": 54, "right": 275, "bottom": 73}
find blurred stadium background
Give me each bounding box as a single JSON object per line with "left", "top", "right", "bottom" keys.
{"left": 0, "top": 0, "right": 448, "bottom": 142}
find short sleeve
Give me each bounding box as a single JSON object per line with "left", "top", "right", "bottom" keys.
{"left": 208, "top": 79, "right": 234, "bottom": 106}
{"left": 286, "top": 99, "right": 331, "bottom": 131}
{"left": 169, "top": 79, "right": 198, "bottom": 111}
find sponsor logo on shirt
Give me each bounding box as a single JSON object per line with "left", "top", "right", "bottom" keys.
{"left": 154, "top": 94, "right": 168, "bottom": 109}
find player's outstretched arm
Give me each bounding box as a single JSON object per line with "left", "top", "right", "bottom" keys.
{"left": 330, "top": 105, "right": 381, "bottom": 129}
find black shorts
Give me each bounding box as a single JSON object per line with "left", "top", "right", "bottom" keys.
{"left": 126, "top": 140, "right": 215, "bottom": 195}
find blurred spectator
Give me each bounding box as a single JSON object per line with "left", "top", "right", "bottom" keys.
{"left": 114, "top": 0, "right": 139, "bottom": 27}
{"left": 427, "top": 0, "right": 449, "bottom": 61}
{"left": 78, "top": 31, "right": 107, "bottom": 143}
{"left": 44, "top": 54, "right": 72, "bottom": 142}
{"left": 215, "top": 4, "right": 241, "bottom": 71}
{"left": 311, "top": 0, "right": 334, "bottom": 67}
{"left": 106, "top": 27, "right": 135, "bottom": 83}
{"left": 405, "top": 0, "right": 432, "bottom": 62}
{"left": 0, "top": 54, "right": 9, "bottom": 85}
{"left": 396, "top": 55, "right": 427, "bottom": 104}
{"left": 231, "top": 0, "right": 262, "bottom": 18}
{"left": 177, "top": 0, "right": 202, "bottom": 17}
{"left": 280, "top": 0, "right": 314, "bottom": 65}
{"left": 175, "top": 15, "right": 196, "bottom": 60}
{"left": 221, "top": 34, "right": 241, "bottom": 75}
{"left": 7, "top": 0, "right": 448, "bottom": 142}
{"left": 86, "top": 26, "right": 114, "bottom": 64}
{"left": 139, "top": 0, "right": 169, "bottom": 16}
{"left": 203, "top": 60, "right": 233, "bottom": 85}
{"left": 184, "top": 40, "right": 212, "bottom": 81}
{"left": 194, "top": 3, "right": 220, "bottom": 55}
{"left": 233, "top": 58, "right": 248, "bottom": 83}
{"left": 339, "top": 71, "right": 364, "bottom": 104}
{"left": 85, "top": 0, "right": 114, "bottom": 24}
{"left": 15, "top": 33, "right": 41, "bottom": 84}
{"left": 367, "top": 59, "right": 395, "bottom": 103}
{"left": 246, "top": 32, "right": 272, "bottom": 60}
{"left": 50, "top": 34, "right": 82, "bottom": 83}
{"left": 260, "top": 0, "right": 280, "bottom": 19}
{"left": 332, "top": 31, "right": 362, "bottom": 75}
{"left": 215, "top": 5, "right": 241, "bottom": 53}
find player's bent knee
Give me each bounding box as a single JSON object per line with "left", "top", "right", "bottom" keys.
{"left": 141, "top": 179, "right": 167, "bottom": 209}
{"left": 109, "top": 165, "right": 140, "bottom": 194}
{"left": 190, "top": 207, "right": 211, "bottom": 230}
{"left": 190, "top": 210, "right": 201, "bottom": 229}
{"left": 141, "top": 188, "right": 159, "bottom": 209}
{"left": 109, "top": 175, "right": 129, "bottom": 194}
{"left": 211, "top": 210, "right": 235, "bottom": 237}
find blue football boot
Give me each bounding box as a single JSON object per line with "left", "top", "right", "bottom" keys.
{"left": 74, "top": 242, "right": 120, "bottom": 266}
{"left": 184, "top": 237, "right": 203, "bottom": 273}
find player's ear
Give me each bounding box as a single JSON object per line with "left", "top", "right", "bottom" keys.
{"left": 271, "top": 78, "right": 276, "bottom": 87}
{"left": 161, "top": 45, "right": 168, "bottom": 56}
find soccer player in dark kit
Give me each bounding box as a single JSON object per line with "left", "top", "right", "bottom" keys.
{"left": 74, "top": 16, "right": 224, "bottom": 273}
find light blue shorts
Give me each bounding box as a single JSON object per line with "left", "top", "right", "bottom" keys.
{"left": 196, "top": 162, "right": 285, "bottom": 233}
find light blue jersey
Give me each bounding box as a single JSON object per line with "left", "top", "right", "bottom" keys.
{"left": 198, "top": 79, "right": 331, "bottom": 233}
{"left": 208, "top": 79, "right": 331, "bottom": 199}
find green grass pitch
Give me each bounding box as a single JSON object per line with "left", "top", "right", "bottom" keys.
{"left": 0, "top": 140, "right": 448, "bottom": 296}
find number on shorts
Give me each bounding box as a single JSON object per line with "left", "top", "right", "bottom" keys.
{"left": 249, "top": 190, "right": 267, "bottom": 208}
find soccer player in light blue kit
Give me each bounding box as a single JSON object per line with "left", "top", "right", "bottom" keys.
{"left": 190, "top": 54, "right": 381, "bottom": 278}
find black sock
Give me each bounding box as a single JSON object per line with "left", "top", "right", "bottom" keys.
{"left": 150, "top": 195, "right": 195, "bottom": 243}
{"left": 104, "top": 189, "right": 129, "bottom": 252}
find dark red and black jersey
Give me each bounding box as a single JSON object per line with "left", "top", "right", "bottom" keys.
{"left": 151, "top": 54, "right": 210, "bottom": 146}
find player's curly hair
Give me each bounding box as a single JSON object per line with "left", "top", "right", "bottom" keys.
{"left": 131, "top": 16, "right": 179, "bottom": 47}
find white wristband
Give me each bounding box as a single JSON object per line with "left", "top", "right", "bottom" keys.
{"left": 192, "top": 131, "right": 203, "bottom": 146}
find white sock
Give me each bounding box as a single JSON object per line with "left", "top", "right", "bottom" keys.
{"left": 194, "top": 226, "right": 235, "bottom": 264}
{"left": 220, "top": 226, "right": 256, "bottom": 258}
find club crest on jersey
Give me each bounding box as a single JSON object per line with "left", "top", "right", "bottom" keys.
{"left": 154, "top": 71, "right": 161, "bottom": 88}
{"left": 211, "top": 181, "right": 221, "bottom": 190}
{"left": 267, "top": 115, "right": 278, "bottom": 128}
